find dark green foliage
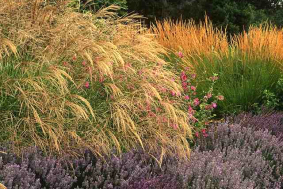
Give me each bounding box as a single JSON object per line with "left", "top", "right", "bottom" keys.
{"left": 69, "top": 0, "right": 128, "bottom": 15}
{"left": 127, "top": 0, "right": 283, "bottom": 35}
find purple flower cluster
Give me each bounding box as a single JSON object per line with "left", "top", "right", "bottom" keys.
{"left": 176, "top": 122, "right": 283, "bottom": 188}
{"left": 0, "top": 121, "right": 283, "bottom": 189}
{"left": 232, "top": 110, "right": 283, "bottom": 140}
{"left": 0, "top": 147, "right": 179, "bottom": 189}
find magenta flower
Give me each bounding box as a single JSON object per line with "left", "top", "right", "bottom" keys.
{"left": 180, "top": 71, "right": 188, "bottom": 81}
{"left": 212, "top": 102, "right": 217, "bottom": 108}
{"left": 191, "top": 86, "right": 196, "bottom": 91}
{"left": 184, "top": 95, "right": 190, "bottom": 100}
{"left": 177, "top": 51, "right": 184, "bottom": 58}
{"left": 85, "top": 81, "right": 90, "bottom": 89}
{"left": 195, "top": 132, "right": 199, "bottom": 138}
{"left": 188, "top": 105, "right": 194, "bottom": 113}
{"left": 182, "top": 81, "right": 187, "bottom": 87}
{"left": 193, "top": 98, "right": 200, "bottom": 106}
{"left": 171, "top": 91, "right": 176, "bottom": 96}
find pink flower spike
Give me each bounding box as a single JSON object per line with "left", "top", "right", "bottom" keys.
{"left": 212, "top": 102, "right": 217, "bottom": 108}
{"left": 191, "top": 86, "right": 196, "bottom": 91}
{"left": 85, "top": 81, "right": 90, "bottom": 89}
{"left": 82, "top": 61, "right": 86, "bottom": 66}
{"left": 184, "top": 95, "right": 190, "bottom": 100}
{"left": 177, "top": 51, "right": 184, "bottom": 58}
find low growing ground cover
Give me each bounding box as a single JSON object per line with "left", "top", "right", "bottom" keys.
{"left": 1, "top": 121, "right": 283, "bottom": 188}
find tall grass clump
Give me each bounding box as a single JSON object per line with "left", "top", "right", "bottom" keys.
{"left": 0, "top": 0, "right": 193, "bottom": 160}
{"left": 151, "top": 16, "right": 229, "bottom": 59}
{"left": 152, "top": 18, "right": 283, "bottom": 116}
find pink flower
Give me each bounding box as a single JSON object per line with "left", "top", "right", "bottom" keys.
{"left": 191, "top": 74, "right": 196, "bottom": 79}
{"left": 188, "top": 105, "right": 194, "bottom": 114}
{"left": 193, "top": 92, "right": 197, "bottom": 95}
{"left": 193, "top": 98, "right": 200, "bottom": 106}
{"left": 195, "top": 132, "right": 199, "bottom": 138}
{"left": 82, "top": 61, "right": 86, "bottom": 66}
{"left": 171, "top": 91, "right": 176, "bottom": 96}
{"left": 212, "top": 102, "right": 217, "bottom": 108}
{"left": 176, "top": 92, "right": 181, "bottom": 97}
{"left": 85, "top": 81, "right": 90, "bottom": 89}
{"left": 180, "top": 72, "right": 188, "bottom": 81}
{"left": 190, "top": 86, "right": 196, "bottom": 91}
{"left": 217, "top": 95, "right": 224, "bottom": 101}
{"left": 72, "top": 55, "right": 77, "bottom": 61}
{"left": 177, "top": 51, "right": 184, "bottom": 58}
{"left": 201, "top": 129, "right": 206, "bottom": 134}
{"left": 182, "top": 82, "right": 188, "bottom": 87}
{"left": 171, "top": 123, "right": 178, "bottom": 130}
{"left": 63, "top": 61, "right": 68, "bottom": 66}
{"left": 207, "top": 93, "right": 212, "bottom": 98}
{"left": 210, "top": 76, "right": 219, "bottom": 81}
{"left": 184, "top": 95, "right": 190, "bottom": 100}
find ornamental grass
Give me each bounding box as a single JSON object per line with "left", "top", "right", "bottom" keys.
{"left": 0, "top": 0, "right": 193, "bottom": 160}
{"left": 152, "top": 17, "right": 283, "bottom": 115}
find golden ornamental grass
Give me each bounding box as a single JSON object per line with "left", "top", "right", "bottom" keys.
{"left": 0, "top": 183, "right": 6, "bottom": 189}
{"left": 231, "top": 24, "right": 283, "bottom": 67}
{"left": 0, "top": 0, "right": 193, "bottom": 161}
{"left": 150, "top": 16, "right": 229, "bottom": 58}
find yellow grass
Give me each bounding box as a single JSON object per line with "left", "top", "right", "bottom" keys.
{"left": 151, "top": 16, "right": 229, "bottom": 58}
{"left": 0, "top": 0, "right": 193, "bottom": 161}
{"left": 0, "top": 183, "right": 6, "bottom": 189}
{"left": 232, "top": 24, "right": 283, "bottom": 67}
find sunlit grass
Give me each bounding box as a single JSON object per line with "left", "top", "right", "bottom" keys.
{"left": 0, "top": 0, "right": 193, "bottom": 161}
